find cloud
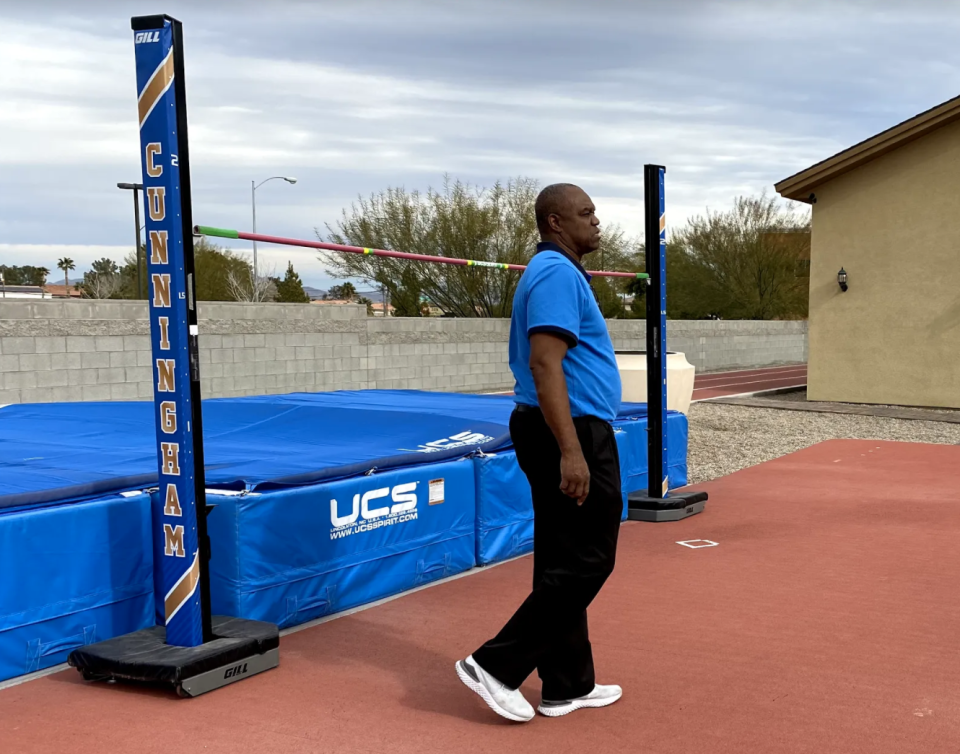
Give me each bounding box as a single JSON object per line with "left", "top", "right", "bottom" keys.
{"left": 2, "top": 0, "right": 960, "bottom": 289}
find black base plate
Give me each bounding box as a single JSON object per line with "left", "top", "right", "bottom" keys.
{"left": 68, "top": 616, "right": 279, "bottom": 697}
{"left": 627, "top": 490, "right": 708, "bottom": 522}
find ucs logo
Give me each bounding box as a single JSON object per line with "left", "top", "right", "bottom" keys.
{"left": 134, "top": 31, "right": 161, "bottom": 44}
{"left": 410, "top": 431, "right": 493, "bottom": 453}
{"left": 330, "top": 482, "right": 418, "bottom": 528}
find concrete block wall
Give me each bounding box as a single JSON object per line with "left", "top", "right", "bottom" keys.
{"left": 0, "top": 299, "right": 807, "bottom": 405}
{"left": 364, "top": 317, "right": 511, "bottom": 393}
{"left": 607, "top": 319, "right": 809, "bottom": 372}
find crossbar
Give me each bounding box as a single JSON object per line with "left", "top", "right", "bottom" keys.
{"left": 194, "top": 226, "right": 649, "bottom": 280}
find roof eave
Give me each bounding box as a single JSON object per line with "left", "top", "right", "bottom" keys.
{"left": 775, "top": 94, "right": 960, "bottom": 203}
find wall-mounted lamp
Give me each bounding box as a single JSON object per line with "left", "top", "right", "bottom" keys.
{"left": 837, "top": 267, "right": 848, "bottom": 292}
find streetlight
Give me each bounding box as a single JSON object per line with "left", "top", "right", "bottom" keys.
{"left": 251, "top": 176, "right": 297, "bottom": 296}
{"left": 117, "top": 182, "right": 145, "bottom": 298}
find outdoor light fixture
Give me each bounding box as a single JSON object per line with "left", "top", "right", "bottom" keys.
{"left": 838, "top": 267, "right": 848, "bottom": 292}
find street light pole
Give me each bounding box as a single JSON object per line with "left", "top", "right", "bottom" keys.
{"left": 251, "top": 180, "right": 258, "bottom": 289}
{"left": 117, "top": 182, "right": 145, "bottom": 298}
{"left": 251, "top": 176, "right": 297, "bottom": 301}
{"left": 133, "top": 187, "right": 143, "bottom": 298}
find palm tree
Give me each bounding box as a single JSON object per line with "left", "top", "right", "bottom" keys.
{"left": 57, "top": 257, "right": 75, "bottom": 295}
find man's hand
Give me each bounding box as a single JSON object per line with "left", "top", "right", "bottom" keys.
{"left": 529, "top": 331, "right": 591, "bottom": 504}
{"left": 560, "top": 448, "right": 590, "bottom": 505}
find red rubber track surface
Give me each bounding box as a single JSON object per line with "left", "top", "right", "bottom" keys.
{"left": 3, "top": 439, "right": 957, "bottom": 753}
{"left": 495, "top": 364, "right": 807, "bottom": 400}
{"left": 691, "top": 364, "right": 807, "bottom": 401}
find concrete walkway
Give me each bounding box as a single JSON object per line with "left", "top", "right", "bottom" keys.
{"left": 708, "top": 392, "right": 960, "bottom": 424}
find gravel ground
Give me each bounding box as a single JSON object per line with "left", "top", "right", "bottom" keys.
{"left": 686, "top": 398, "right": 960, "bottom": 485}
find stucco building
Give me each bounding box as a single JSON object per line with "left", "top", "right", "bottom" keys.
{"left": 776, "top": 95, "right": 960, "bottom": 409}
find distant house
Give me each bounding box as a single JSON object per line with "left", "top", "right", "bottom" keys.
{"left": 310, "top": 298, "right": 396, "bottom": 316}
{"left": 43, "top": 284, "right": 82, "bottom": 299}
{"left": 309, "top": 299, "right": 357, "bottom": 307}
{"left": 0, "top": 285, "right": 49, "bottom": 300}
{"left": 356, "top": 289, "right": 392, "bottom": 317}
{"left": 775, "top": 93, "right": 960, "bottom": 409}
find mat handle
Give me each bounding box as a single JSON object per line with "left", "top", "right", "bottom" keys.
{"left": 415, "top": 553, "right": 452, "bottom": 585}
{"left": 25, "top": 625, "right": 96, "bottom": 672}
{"left": 285, "top": 585, "right": 337, "bottom": 624}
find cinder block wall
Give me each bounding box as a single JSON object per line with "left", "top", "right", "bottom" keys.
{"left": 606, "top": 319, "right": 809, "bottom": 372}
{"left": 0, "top": 300, "right": 807, "bottom": 405}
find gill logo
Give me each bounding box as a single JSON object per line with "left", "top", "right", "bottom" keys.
{"left": 135, "top": 31, "right": 161, "bottom": 44}
{"left": 330, "top": 482, "right": 418, "bottom": 527}
{"left": 224, "top": 662, "right": 248, "bottom": 679}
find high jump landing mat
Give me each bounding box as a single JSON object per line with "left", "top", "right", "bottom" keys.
{"left": 0, "top": 391, "right": 687, "bottom": 682}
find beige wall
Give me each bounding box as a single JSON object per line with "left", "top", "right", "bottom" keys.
{"left": 808, "top": 119, "right": 960, "bottom": 408}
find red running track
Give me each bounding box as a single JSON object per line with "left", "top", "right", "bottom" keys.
{"left": 692, "top": 364, "right": 806, "bottom": 401}
{"left": 3, "top": 439, "right": 959, "bottom": 753}
{"left": 495, "top": 364, "right": 807, "bottom": 401}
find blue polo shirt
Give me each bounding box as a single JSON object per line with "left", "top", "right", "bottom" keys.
{"left": 509, "top": 242, "right": 622, "bottom": 422}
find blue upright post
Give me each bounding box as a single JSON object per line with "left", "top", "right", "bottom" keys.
{"left": 627, "top": 165, "right": 708, "bottom": 522}
{"left": 66, "top": 15, "right": 279, "bottom": 696}
{"left": 133, "top": 13, "right": 209, "bottom": 647}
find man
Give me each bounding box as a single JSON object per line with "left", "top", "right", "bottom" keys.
{"left": 456, "top": 183, "right": 624, "bottom": 722}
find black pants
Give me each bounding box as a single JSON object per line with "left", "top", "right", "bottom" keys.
{"left": 472, "top": 406, "right": 622, "bottom": 701}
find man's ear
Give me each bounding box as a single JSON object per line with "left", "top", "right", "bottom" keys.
{"left": 547, "top": 213, "right": 563, "bottom": 234}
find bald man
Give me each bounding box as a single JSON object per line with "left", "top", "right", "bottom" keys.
{"left": 456, "top": 184, "right": 624, "bottom": 722}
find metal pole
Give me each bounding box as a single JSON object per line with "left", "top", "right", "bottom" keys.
{"left": 644, "top": 164, "right": 667, "bottom": 500}
{"left": 133, "top": 186, "right": 143, "bottom": 298}
{"left": 626, "top": 164, "right": 707, "bottom": 522}
{"left": 169, "top": 16, "right": 213, "bottom": 642}
{"left": 251, "top": 180, "right": 258, "bottom": 300}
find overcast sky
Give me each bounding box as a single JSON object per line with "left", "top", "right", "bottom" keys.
{"left": 2, "top": 0, "right": 959, "bottom": 289}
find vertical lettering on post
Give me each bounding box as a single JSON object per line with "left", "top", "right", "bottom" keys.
{"left": 147, "top": 187, "right": 166, "bottom": 221}
{"left": 150, "top": 230, "right": 168, "bottom": 264}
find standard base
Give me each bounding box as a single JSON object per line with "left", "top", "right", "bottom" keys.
{"left": 627, "top": 490, "right": 708, "bottom": 522}
{"left": 68, "top": 616, "right": 279, "bottom": 698}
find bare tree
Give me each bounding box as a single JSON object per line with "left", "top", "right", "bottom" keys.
{"left": 318, "top": 176, "right": 637, "bottom": 318}
{"left": 79, "top": 258, "right": 122, "bottom": 299}
{"left": 225, "top": 258, "right": 277, "bottom": 302}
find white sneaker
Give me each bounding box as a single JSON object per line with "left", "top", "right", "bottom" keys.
{"left": 456, "top": 655, "right": 535, "bottom": 722}
{"left": 537, "top": 684, "right": 623, "bottom": 717}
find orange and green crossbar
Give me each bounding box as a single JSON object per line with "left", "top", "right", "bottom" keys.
{"left": 194, "top": 226, "right": 649, "bottom": 280}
